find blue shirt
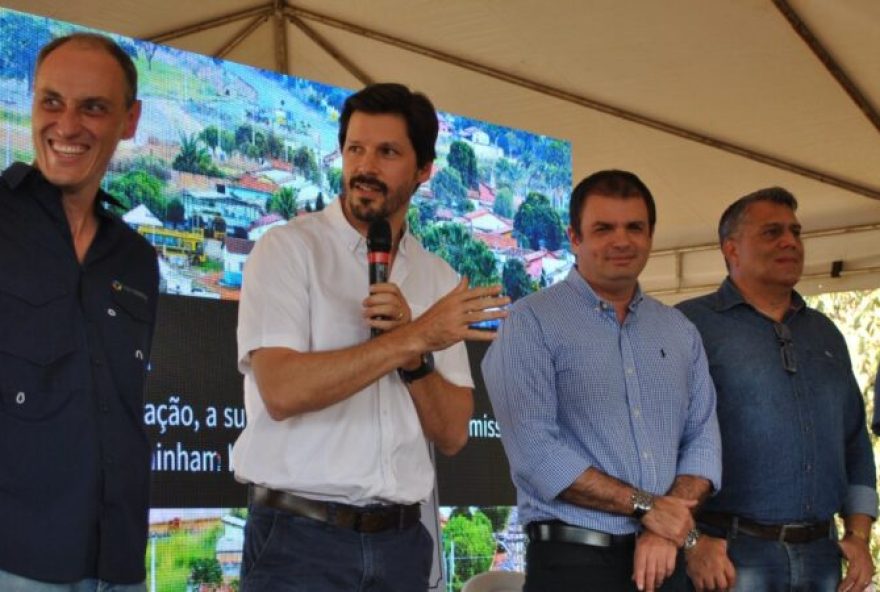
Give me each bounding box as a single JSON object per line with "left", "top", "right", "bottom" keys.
{"left": 872, "top": 361, "right": 880, "bottom": 436}
{"left": 482, "top": 268, "right": 721, "bottom": 534}
{"left": 677, "top": 278, "right": 877, "bottom": 523}
{"left": 0, "top": 164, "right": 159, "bottom": 583}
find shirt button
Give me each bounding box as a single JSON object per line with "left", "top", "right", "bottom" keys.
{"left": 107, "top": 308, "right": 117, "bottom": 317}
{"left": 642, "top": 451, "right": 651, "bottom": 459}
{"left": 135, "top": 350, "right": 144, "bottom": 360}
{"left": 633, "top": 407, "right": 641, "bottom": 417}
{"left": 15, "top": 391, "right": 25, "bottom": 404}
{"left": 92, "top": 357, "right": 104, "bottom": 366}
{"left": 626, "top": 368, "right": 634, "bottom": 375}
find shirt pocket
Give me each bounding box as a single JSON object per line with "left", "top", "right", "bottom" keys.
{"left": 108, "top": 280, "right": 155, "bottom": 362}
{"left": 0, "top": 273, "right": 76, "bottom": 366}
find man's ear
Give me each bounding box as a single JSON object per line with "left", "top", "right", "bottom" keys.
{"left": 721, "top": 238, "right": 737, "bottom": 270}
{"left": 567, "top": 225, "right": 580, "bottom": 246}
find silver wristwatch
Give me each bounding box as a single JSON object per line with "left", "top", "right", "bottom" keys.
{"left": 684, "top": 527, "right": 701, "bottom": 551}
{"left": 631, "top": 488, "right": 655, "bottom": 519}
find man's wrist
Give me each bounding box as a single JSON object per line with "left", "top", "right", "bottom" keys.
{"left": 844, "top": 528, "right": 871, "bottom": 544}
{"left": 631, "top": 488, "right": 655, "bottom": 519}
{"left": 398, "top": 352, "right": 435, "bottom": 383}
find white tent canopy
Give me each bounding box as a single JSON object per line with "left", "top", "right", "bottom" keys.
{"left": 8, "top": 0, "right": 880, "bottom": 302}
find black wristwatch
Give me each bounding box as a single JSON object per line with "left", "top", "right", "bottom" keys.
{"left": 398, "top": 352, "right": 435, "bottom": 383}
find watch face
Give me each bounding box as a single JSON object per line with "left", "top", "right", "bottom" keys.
{"left": 684, "top": 528, "right": 701, "bottom": 550}
{"left": 631, "top": 489, "right": 654, "bottom": 516}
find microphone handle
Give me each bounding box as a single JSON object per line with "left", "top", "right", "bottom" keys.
{"left": 369, "top": 261, "right": 389, "bottom": 338}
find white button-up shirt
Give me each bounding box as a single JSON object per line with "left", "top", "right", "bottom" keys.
{"left": 232, "top": 199, "right": 473, "bottom": 505}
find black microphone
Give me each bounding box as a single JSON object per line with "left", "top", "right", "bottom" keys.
{"left": 367, "top": 219, "right": 392, "bottom": 337}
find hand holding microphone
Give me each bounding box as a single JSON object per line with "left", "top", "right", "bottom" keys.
{"left": 364, "top": 219, "right": 411, "bottom": 336}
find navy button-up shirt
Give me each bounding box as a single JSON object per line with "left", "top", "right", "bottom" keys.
{"left": 0, "top": 163, "right": 159, "bottom": 583}
{"left": 678, "top": 278, "right": 877, "bottom": 523}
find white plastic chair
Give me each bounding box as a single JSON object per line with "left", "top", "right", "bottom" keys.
{"left": 461, "top": 570, "right": 525, "bottom": 592}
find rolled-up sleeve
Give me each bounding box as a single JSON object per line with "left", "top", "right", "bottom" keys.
{"left": 481, "top": 304, "right": 590, "bottom": 502}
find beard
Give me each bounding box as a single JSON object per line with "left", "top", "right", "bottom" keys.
{"left": 342, "top": 173, "right": 414, "bottom": 223}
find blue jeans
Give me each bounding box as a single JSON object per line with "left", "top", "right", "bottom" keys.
{"left": 240, "top": 503, "right": 434, "bottom": 592}
{"left": 727, "top": 533, "right": 841, "bottom": 592}
{"left": 0, "top": 569, "right": 145, "bottom": 592}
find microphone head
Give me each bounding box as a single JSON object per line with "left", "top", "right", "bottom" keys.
{"left": 367, "top": 219, "right": 392, "bottom": 253}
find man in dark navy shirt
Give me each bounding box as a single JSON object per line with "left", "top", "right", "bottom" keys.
{"left": 0, "top": 33, "right": 158, "bottom": 591}
{"left": 678, "top": 187, "right": 876, "bottom": 592}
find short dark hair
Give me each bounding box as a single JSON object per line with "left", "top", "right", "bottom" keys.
{"left": 569, "top": 169, "right": 656, "bottom": 236}
{"left": 37, "top": 33, "right": 138, "bottom": 108}
{"left": 717, "top": 186, "right": 798, "bottom": 245}
{"left": 338, "top": 83, "right": 438, "bottom": 169}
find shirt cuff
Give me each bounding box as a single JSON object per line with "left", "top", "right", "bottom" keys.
{"left": 843, "top": 484, "right": 879, "bottom": 519}
{"left": 676, "top": 451, "right": 722, "bottom": 494}
{"left": 525, "top": 445, "right": 592, "bottom": 503}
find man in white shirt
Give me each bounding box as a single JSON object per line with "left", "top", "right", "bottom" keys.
{"left": 232, "top": 83, "right": 508, "bottom": 592}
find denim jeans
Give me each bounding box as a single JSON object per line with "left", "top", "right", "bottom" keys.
{"left": 240, "top": 503, "right": 434, "bottom": 592}
{"left": 0, "top": 569, "right": 145, "bottom": 592}
{"left": 727, "top": 533, "right": 841, "bottom": 592}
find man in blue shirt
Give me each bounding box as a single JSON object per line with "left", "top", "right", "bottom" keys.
{"left": 483, "top": 170, "right": 721, "bottom": 592}
{"left": 677, "top": 187, "right": 877, "bottom": 592}
{"left": 0, "top": 34, "right": 158, "bottom": 590}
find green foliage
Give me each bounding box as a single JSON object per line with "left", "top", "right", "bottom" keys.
{"left": 406, "top": 204, "right": 423, "bottom": 239}
{"left": 493, "top": 158, "right": 521, "bottom": 188}
{"left": 291, "top": 146, "right": 321, "bottom": 184}
{"left": 166, "top": 198, "right": 186, "bottom": 227}
{"left": 144, "top": 524, "right": 222, "bottom": 591}
{"left": 327, "top": 167, "right": 343, "bottom": 196}
{"left": 107, "top": 170, "right": 167, "bottom": 219}
{"left": 480, "top": 506, "right": 513, "bottom": 534}
{"left": 229, "top": 123, "right": 283, "bottom": 161}
{"left": 448, "top": 140, "right": 479, "bottom": 189}
{"left": 172, "top": 134, "right": 222, "bottom": 177}
{"left": 443, "top": 509, "right": 496, "bottom": 591}
{"left": 502, "top": 258, "right": 534, "bottom": 302}
{"left": 492, "top": 187, "right": 515, "bottom": 219}
{"left": 513, "top": 192, "right": 565, "bottom": 251}
{"left": 420, "top": 223, "right": 499, "bottom": 287}
{"left": 268, "top": 186, "right": 298, "bottom": 220}
{"left": 189, "top": 557, "right": 222, "bottom": 584}
{"left": 431, "top": 167, "right": 469, "bottom": 215}
{"left": 124, "top": 154, "right": 172, "bottom": 182}
{"left": 198, "top": 125, "right": 221, "bottom": 151}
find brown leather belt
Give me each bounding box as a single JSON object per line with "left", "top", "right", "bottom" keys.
{"left": 699, "top": 511, "right": 831, "bottom": 544}
{"left": 527, "top": 521, "right": 636, "bottom": 548}
{"left": 250, "top": 485, "right": 421, "bottom": 534}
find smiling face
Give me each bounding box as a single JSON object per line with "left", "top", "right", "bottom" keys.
{"left": 340, "top": 111, "right": 430, "bottom": 235}
{"left": 31, "top": 41, "right": 140, "bottom": 203}
{"left": 723, "top": 200, "right": 804, "bottom": 291}
{"left": 568, "top": 193, "right": 652, "bottom": 302}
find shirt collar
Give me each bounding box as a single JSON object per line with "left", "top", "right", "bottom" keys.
{"left": 325, "top": 196, "right": 413, "bottom": 255}
{"left": 714, "top": 276, "right": 805, "bottom": 315}
{"left": 3, "top": 162, "right": 126, "bottom": 217}
{"left": 564, "top": 266, "right": 645, "bottom": 312}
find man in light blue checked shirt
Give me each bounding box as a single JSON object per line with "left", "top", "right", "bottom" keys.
{"left": 482, "top": 170, "right": 721, "bottom": 592}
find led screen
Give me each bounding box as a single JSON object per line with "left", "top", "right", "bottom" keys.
{"left": 0, "top": 7, "right": 572, "bottom": 589}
